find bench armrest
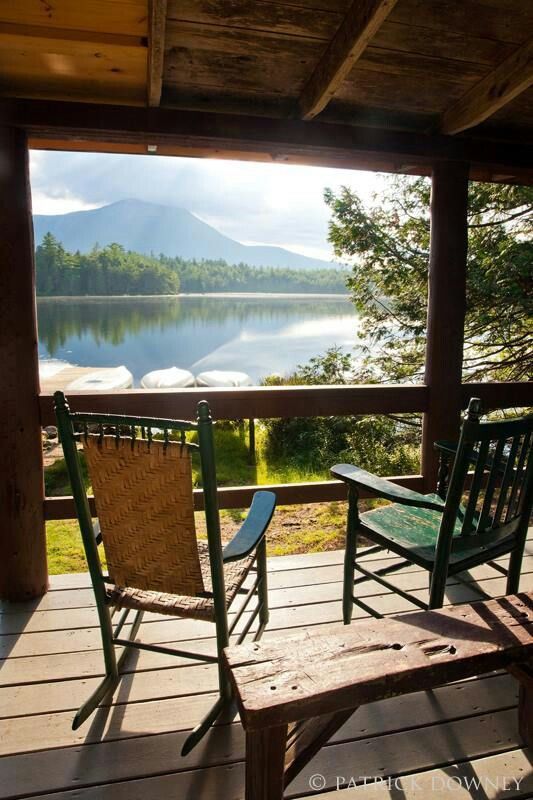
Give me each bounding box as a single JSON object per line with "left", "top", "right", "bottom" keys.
{"left": 223, "top": 491, "right": 276, "bottom": 563}
{"left": 331, "top": 464, "right": 445, "bottom": 512}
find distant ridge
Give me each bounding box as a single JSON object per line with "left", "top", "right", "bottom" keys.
{"left": 33, "top": 199, "right": 339, "bottom": 271}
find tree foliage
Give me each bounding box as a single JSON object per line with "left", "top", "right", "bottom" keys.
{"left": 324, "top": 178, "right": 532, "bottom": 382}
{"left": 36, "top": 234, "right": 179, "bottom": 296}
{"left": 263, "top": 347, "right": 419, "bottom": 476}
{"left": 35, "top": 234, "right": 348, "bottom": 296}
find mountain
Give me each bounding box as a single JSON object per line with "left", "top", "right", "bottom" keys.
{"left": 33, "top": 199, "right": 339, "bottom": 271}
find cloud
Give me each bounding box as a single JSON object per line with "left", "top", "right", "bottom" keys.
{"left": 29, "top": 150, "right": 385, "bottom": 260}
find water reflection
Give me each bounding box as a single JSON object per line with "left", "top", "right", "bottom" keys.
{"left": 37, "top": 295, "right": 357, "bottom": 383}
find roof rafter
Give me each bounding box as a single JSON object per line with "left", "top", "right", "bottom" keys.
{"left": 147, "top": 0, "right": 167, "bottom": 107}
{"left": 299, "top": 0, "right": 399, "bottom": 121}
{"left": 441, "top": 38, "right": 533, "bottom": 135}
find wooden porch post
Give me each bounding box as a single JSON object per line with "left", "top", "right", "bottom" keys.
{"left": 421, "top": 161, "right": 469, "bottom": 492}
{"left": 0, "top": 126, "right": 48, "bottom": 600}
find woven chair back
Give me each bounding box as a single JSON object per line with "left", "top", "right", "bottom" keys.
{"left": 83, "top": 435, "right": 205, "bottom": 596}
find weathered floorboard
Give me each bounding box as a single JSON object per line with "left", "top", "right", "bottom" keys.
{"left": 1, "top": 543, "right": 532, "bottom": 800}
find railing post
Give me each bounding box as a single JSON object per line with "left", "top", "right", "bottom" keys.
{"left": 421, "top": 161, "right": 469, "bottom": 492}
{"left": 0, "top": 125, "right": 48, "bottom": 600}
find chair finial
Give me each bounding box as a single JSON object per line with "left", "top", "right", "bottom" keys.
{"left": 197, "top": 400, "right": 212, "bottom": 422}
{"left": 54, "top": 390, "right": 69, "bottom": 413}
{"left": 466, "top": 397, "right": 482, "bottom": 421}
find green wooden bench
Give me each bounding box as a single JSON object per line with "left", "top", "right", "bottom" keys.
{"left": 225, "top": 593, "right": 533, "bottom": 800}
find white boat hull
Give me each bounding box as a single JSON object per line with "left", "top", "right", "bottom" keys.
{"left": 141, "top": 367, "right": 195, "bottom": 389}
{"left": 195, "top": 370, "right": 254, "bottom": 388}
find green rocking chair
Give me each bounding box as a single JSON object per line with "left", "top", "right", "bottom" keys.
{"left": 55, "top": 391, "right": 275, "bottom": 754}
{"left": 332, "top": 398, "right": 533, "bottom": 621}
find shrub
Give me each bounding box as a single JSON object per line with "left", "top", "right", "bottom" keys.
{"left": 262, "top": 347, "right": 420, "bottom": 476}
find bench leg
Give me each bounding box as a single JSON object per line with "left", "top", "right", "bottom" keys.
{"left": 246, "top": 725, "right": 287, "bottom": 800}
{"left": 510, "top": 663, "right": 533, "bottom": 749}
{"left": 519, "top": 682, "right": 533, "bottom": 749}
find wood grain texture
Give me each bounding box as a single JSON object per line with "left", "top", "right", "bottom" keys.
{"left": 42, "top": 475, "right": 423, "bottom": 518}
{"left": 147, "top": 0, "right": 167, "bottom": 106}
{"left": 245, "top": 725, "right": 287, "bottom": 800}
{"left": 0, "top": 0, "right": 149, "bottom": 37}
{"left": 14, "top": 99, "right": 533, "bottom": 185}
{"left": 421, "top": 162, "right": 469, "bottom": 491}
{"left": 0, "top": 543, "right": 532, "bottom": 799}
{"left": 389, "top": 0, "right": 533, "bottom": 47}
{"left": 373, "top": 19, "right": 518, "bottom": 67}
{"left": 299, "top": 0, "right": 399, "bottom": 119}
{"left": 1, "top": 0, "right": 532, "bottom": 143}
{"left": 441, "top": 38, "right": 533, "bottom": 134}
{"left": 37, "top": 383, "right": 429, "bottom": 427}
{"left": 166, "top": 0, "right": 341, "bottom": 40}
{"left": 0, "top": 127, "right": 47, "bottom": 601}
{"left": 0, "top": 21, "right": 147, "bottom": 48}
{"left": 226, "top": 592, "right": 533, "bottom": 730}
{"left": 0, "top": 26, "right": 147, "bottom": 106}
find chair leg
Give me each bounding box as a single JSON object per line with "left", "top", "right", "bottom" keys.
{"left": 428, "top": 571, "right": 447, "bottom": 610}
{"left": 116, "top": 609, "right": 144, "bottom": 671}
{"left": 507, "top": 546, "right": 524, "bottom": 594}
{"left": 182, "top": 542, "right": 270, "bottom": 757}
{"left": 256, "top": 537, "right": 269, "bottom": 633}
{"left": 343, "top": 487, "right": 359, "bottom": 625}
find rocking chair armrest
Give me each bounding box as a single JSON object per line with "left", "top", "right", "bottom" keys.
{"left": 223, "top": 491, "right": 276, "bottom": 564}
{"left": 434, "top": 440, "right": 458, "bottom": 457}
{"left": 331, "top": 464, "right": 446, "bottom": 512}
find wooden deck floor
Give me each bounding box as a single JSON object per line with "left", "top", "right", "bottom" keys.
{"left": 2, "top": 533, "right": 533, "bottom": 799}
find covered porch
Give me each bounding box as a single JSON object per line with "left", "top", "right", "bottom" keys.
{"left": 0, "top": 0, "right": 532, "bottom": 795}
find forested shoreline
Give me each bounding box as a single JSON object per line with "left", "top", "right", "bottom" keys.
{"left": 36, "top": 233, "right": 348, "bottom": 296}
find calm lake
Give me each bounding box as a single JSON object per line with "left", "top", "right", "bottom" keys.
{"left": 37, "top": 295, "right": 358, "bottom": 385}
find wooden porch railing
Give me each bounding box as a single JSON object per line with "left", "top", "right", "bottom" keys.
{"left": 40, "top": 380, "right": 532, "bottom": 520}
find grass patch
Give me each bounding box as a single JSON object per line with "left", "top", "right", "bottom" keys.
{"left": 46, "top": 499, "right": 370, "bottom": 573}
{"left": 46, "top": 520, "right": 87, "bottom": 574}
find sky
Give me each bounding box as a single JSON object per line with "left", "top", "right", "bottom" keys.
{"left": 29, "top": 150, "right": 385, "bottom": 261}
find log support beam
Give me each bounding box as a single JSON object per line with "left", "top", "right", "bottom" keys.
{"left": 12, "top": 99, "right": 533, "bottom": 185}
{"left": 421, "top": 161, "right": 469, "bottom": 492}
{"left": 0, "top": 126, "right": 48, "bottom": 600}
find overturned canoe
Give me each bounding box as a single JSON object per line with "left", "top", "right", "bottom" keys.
{"left": 195, "top": 370, "right": 254, "bottom": 388}
{"left": 141, "top": 367, "right": 195, "bottom": 389}
{"left": 66, "top": 365, "right": 133, "bottom": 392}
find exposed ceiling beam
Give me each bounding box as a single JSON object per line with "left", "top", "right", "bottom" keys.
{"left": 10, "top": 98, "right": 533, "bottom": 184}
{"left": 299, "top": 0, "right": 399, "bottom": 120}
{"left": 147, "top": 0, "right": 167, "bottom": 107}
{"left": 441, "top": 38, "right": 533, "bottom": 135}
